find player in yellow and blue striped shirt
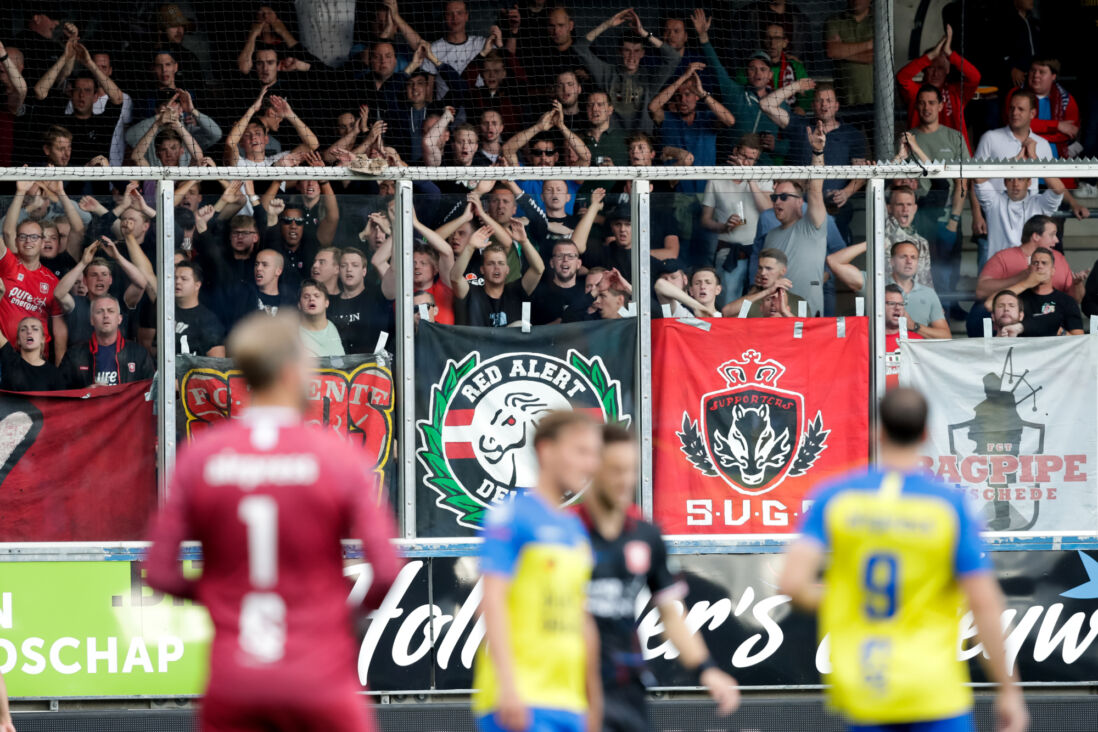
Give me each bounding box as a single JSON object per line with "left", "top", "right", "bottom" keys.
{"left": 780, "top": 388, "right": 1029, "bottom": 732}
{"left": 475, "top": 411, "right": 603, "bottom": 732}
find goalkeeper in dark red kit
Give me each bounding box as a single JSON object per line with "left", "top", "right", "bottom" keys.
{"left": 145, "top": 312, "right": 402, "bottom": 732}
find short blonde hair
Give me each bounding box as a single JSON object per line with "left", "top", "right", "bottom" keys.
{"left": 226, "top": 312, "right": 303, "bottom": 391}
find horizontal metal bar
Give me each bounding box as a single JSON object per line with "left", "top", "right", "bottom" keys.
{"left": 3, "top": 532, "right": 1095, "bottom": 561}
{"left": 0, "top": 160, "right": 1094, "bottom": 181}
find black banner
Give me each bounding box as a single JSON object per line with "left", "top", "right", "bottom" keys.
{"left": 358, "top": 550, "right": 1098, "bottom": 691}
{"left": 413, "top": 320, "right": 636, "bottom": 537}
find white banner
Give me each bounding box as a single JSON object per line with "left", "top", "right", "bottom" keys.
{"left": 899, "top": 337, "right": 1098, "bottom": 534}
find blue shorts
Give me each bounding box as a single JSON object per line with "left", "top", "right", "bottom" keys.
{"left": 477, "top": 708, "right": 584, "bottom": 732}
{"left": 849, "top": 712, "right": 975, "bottom": 732}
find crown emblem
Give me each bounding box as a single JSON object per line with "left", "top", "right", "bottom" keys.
{"left": 718, "top": 350, "right": 786, "bottom": 389}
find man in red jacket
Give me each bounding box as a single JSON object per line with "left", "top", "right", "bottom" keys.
{"left": 896, "top": 24, "right": 980, "bottom": 151}
{"left": 1003, "top": 57, "right": 1081, "bottom": 161}
{"left": 145, "top": 312, "right": 403, "bottom": 731}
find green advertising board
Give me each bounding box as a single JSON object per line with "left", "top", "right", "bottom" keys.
{"left": 0, "top": 562, "right": 210, "bottom": 697}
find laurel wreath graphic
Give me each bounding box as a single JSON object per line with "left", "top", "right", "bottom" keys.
{"left": 677, "top": 409, "right": 830, "bottom": 483}
{"left": 417, "top": 350, "right": 627, "bottom": 529}
{"left": 677, "top": 413, "right": 717, "bottom": 476}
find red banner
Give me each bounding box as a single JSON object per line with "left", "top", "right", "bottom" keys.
{"left": 0, "top": 381, "right": 156, "bottom": 541}
{"left": 653, "top": 318, "right": 869, "bottom": 534}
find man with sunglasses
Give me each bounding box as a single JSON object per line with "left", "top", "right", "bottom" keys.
{"left": 262, "top": 201, "right": 315, "bottom": 293}
{"left": 759, "top": 122, "right": 828, "bottom": 317}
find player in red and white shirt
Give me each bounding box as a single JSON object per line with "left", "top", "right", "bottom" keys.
{"left": 884, "top": 283, "right": 923, "bottom": 390}
{"left": 1, "top": 195, "right": 67, "bottom": 361}
{"left": 145, "top": 313, "right": 402, "bottom": 732}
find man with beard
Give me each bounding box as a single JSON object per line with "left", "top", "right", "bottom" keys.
{"left": 581, "top": 424, "right": 739, "bottom": 730}
{"left": 329, "top": 249, "right": 391, "bottom": 354}
{"left": 531, "top": 240, "right": 587, "bottom": 325}
{"left": 827, "top": 241, "right": 951, "bottom": 340}
{"left": 990, "top": 289, "right": 1061, "bottom": 338}
{"left": 722, "top": 248, "right": 804, "bottom": 318}
{"left": 53, "top": 238, "right": 147, "bottom": 347}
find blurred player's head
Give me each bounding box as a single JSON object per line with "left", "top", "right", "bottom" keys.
{"left": 533, "top": 410, "right": 603, "bottom": 500}
{"left": 879, "top": 388, "right": 928, "bottom": 448}
{"left": 227, "top": 312, "right": 309, "bottom": 410}
{"left": 592, "top": 423, "right": 636, "bottom": 512}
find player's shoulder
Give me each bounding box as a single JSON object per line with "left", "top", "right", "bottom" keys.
{"left": 897, "top": 471, "right": 971, "bottom": 514}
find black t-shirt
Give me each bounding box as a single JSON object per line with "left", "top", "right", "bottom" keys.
{"left": 1022, "top": 288, "right": 1084, "bottom": 333}
{"left": 531, "top": 278, "right": 588, "bottom": 325}
{"left": 582, "top": 241, "right": 633, "bottom": 280}
{"left": 176, "top": 303, "right": 226, "bottom": 357}
{"left": 0, "top": 344, "right": 66, "bottom": 392}
{"left": 458, "top": 281, "right": 528, "bottom": 327}
{"left": 46, "top": 100, "right": 124, "bottom": 165}
{"left": 577, "top": 505, "right": 686, "bottom": 688}
{"left": 41, "top": 251, "right": 77, "bottom": 280}
{"left": 328, "top": 289, "right": 393, "bottom": 355}
{"left": 546, "top": 213, "right": 581, "bottom": 243}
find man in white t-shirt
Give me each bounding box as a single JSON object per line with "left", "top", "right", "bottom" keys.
{"left": 974, "top": 90, "right": 1051, "bottom": 194}
{"left": 388, "top": 0, "right": 489, "bottom": 98}
{"left": 699, "top": 134, "right": 772, "bottom": 306}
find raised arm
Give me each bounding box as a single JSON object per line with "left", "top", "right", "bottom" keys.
{"left": 74, "top": 42, "right": 122, "bottom": 105}
{"left": 237, "top": 13, "right": 265, "bottom": 75}
{"left": 649, "top": 63, "right": 705, "bottom": 126}
{"left": 654, "top": 277, "right": 717, "bottom": 317}
{"left": 34, "top": 38, "right": 76, "bottom": 100}
{"left": 571, "top": 188, "right": 605, "bottom": 254}
{"left": 54, "top": 240, "right": 99, "bottom": 314}
{"left": 52, "top": 184, "right": 85, "bottom": 254}
{"left": 413, "top": 214, "right": 455, "bottom": 285}
{"left": 586, "top": 9, "right": 632, "bottom": 43}
{"left": 423, "top": 106, "right": 455, "bottom": 167}
{"left": 384, "top": 0, "right": 425, "bottom": 52}
{"left": 554, "top": 102, "right": 591, "bottom": 165}
{"left": 100, "top": 236, "right": 149, "bottom": 309}
{"left": 805, "top": 122, "right": 828, "bottom": 229}
{"left": 0, "top": 41, "right": 27, "bottom": 113}
{"left": 760, "top": 79, "right": 814, "bottom": 129}
{"left": 695, "top": 72, "right": 734, "bottom": 127}
{"left": 224, "top": 84, "right": 271, "bottom": 164}
{"left": 2, "top": 181, "right": 35, "bottom": 254}
{"left": 451, "top": 226, "right": 493, "bottom": 299}
{"left": 502, "top": 108, "right": 558, "bottom": 162}
{"left": 434, "top": 202, "right": 475, "bottom": 242}
{"left": 514, "top": 222, "right": 546, "bottom": 295}
{"left": 825, "top": 241, "right": 867, "bottom": 292}
{"left": 272, "top": 97, "right": 318, "bottom": 154}
{"left": 120, "top": 225, "right": 158, "bottom": 302}
{"left": 131, "top": 108, "right": 169, "bottom": 166}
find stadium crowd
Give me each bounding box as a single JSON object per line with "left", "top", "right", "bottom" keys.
{"left": 0, "top": 1, "right": 1097, "bottom": 391}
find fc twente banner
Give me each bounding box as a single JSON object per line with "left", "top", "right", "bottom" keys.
{"left": 0, "top": 381, "right": 156, "bottom": 541}
{"left": 177, "top": 353, "right": 394, "bottom": 487}
{"left": 414, "top": 320, "right": 635, "bottom": 537}
{"left": 899, "top": 337, "right": 1098, "bottom": 534}
{"left": 653, "top": 318, "right": 869, "bottom": 534}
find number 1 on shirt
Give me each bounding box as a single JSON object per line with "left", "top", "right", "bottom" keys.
{"left": 237, "top": 494, "right": 286, "bottom": 663}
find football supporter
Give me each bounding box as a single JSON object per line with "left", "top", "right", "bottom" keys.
{"left": 452, "top": 230, "right": 544, "bottom": 328}
{"left": 883, "top": 284, "right": 922, "bottom": 390}
{"left": 780, "top": 388, "right": 1029, "bottom": 732}
{"left": 329, "top": 249, "right": 391, "bottom": 355}
{"left": 722, "top": 248, "right": 804, "bottom": 318}
{"left": 896, "top": 26, "right": 980, "bottom": 150}
{"left": 475, "top": 410, "right": 603, "bottom": 732}
{"left": 688, "top": 267, "right": 723, "bottom": 318}
{"left": 0, "top": 315, "right": 66, "bottom": 391}
{"left": 172, "top": 261, "right": 226, "bottom": 357}
{"left": 1012, "top": 248, "right": 1083, "bottom": 335}
{"left": 991, "top": 289, "right": 1064, "bottom": 339}
{"left": 298, "top": 278, "right": 344, "bottom": 357}
{"left": 1, "top": 186, "right": 67, "bottom": 362}
{"left": 310, "top": 246, "right": 342, "bottom": 297}
{"left": 531, "top": 239, "right": 589, "bottom": 325}
{"left": 145, "top": 312, "right": 402, "bottom": 732}
{"left": 59, "top": 294, "right": 154, "bottom": 387}
{"left": 52, "top": 238, "right": 147, "bottom": 348}
{"left": 581, "top": 424, "right": 739, "bottom": 730}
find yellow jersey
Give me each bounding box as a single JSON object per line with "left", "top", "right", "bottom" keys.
{"left": 799, "top": 468, "right": 991, "bottom": 724}
{"left": 473, "top": 491, "right": 592, "bottom": 715}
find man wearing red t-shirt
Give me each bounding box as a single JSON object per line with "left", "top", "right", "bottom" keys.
{"left": 883, "top": 284, "right": 923, "bottom": 390}
{"left": 1, "top": 183, "right": 68, "bottom": 363}
{"left": 145, "top": 313, "right": 402, "bottom": 732}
